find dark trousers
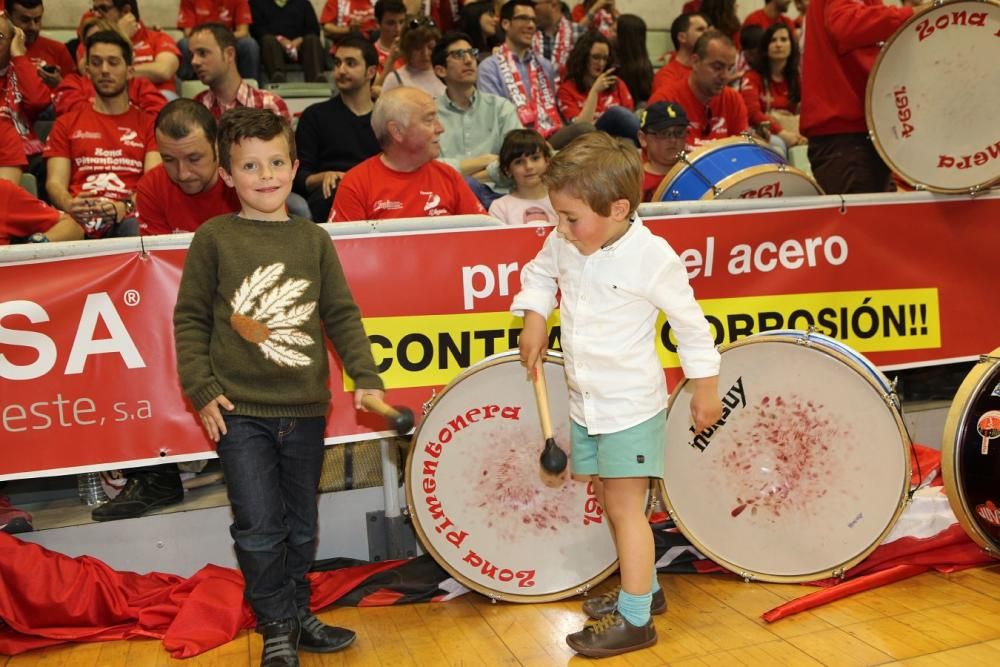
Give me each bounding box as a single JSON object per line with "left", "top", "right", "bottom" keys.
{"left": 807, "top": 133, "right": 892, "bottom": 195}
{"left": 216, "top": 415, "right": 326, "bottom": 625}
{"left": 259, "top": 33, "right": 325, "bottom": 83}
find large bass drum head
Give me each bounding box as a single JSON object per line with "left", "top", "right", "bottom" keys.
{"left": 942, "top": 348, "right": 1000, "bottom": 557}
{"left": 661, "top": 333, "right": 911, "bottom": 582}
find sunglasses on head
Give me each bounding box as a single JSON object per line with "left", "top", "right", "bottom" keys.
{"left": 408, "top": 17, "right": 437, "bottom": 29}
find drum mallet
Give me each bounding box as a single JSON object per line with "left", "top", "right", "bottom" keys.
{"left": 532, "top": 362, "right": 568, "bottom": 479}
{"left": 361, "top": 394, "right": 415, "bottom": 435}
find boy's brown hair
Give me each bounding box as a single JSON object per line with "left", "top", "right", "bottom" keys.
{"left": 543, "top": 132, "right": 641, "bottom": 217}
{"left": 217, "top": 108, "right": 296, "bottom": 173}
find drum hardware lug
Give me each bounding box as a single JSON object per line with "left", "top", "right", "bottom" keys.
{"left": 711, "top": 185, "right": 722, "bottom": 197}
{"left": 739, "top": 571, "right": 755, "bottom": 583}
{"left": 913, "top": 183, "right": 926, "bottom": 192}
{"left": 832, "top": 568, "right": 846, "bottom": 580}
{"left": 421, "top": 390, "right": 437, "bottom": 416}
{"left": 577, "top": 584, "right": 593, "bottom": 596}
{"left": 968, "top": 184, "right": 982, "bottom": 198}
{"left": 978, "top": 355, "right": 1000, "bottom": 364}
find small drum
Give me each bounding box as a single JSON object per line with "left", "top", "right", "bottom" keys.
{"left": 652, "top": 136, "right": 824, "bottom": 202}
{"left": 942, "top": 349, "right": 1000, "bottom": 557}
{"left": 405, "top": 351, "right": 619, "bottom": 601}
{"left": 661, "top": 330, "right": 911, "bottom": 582}
{"left": 866, "top": 0, "right": 1000, "bottom": 194}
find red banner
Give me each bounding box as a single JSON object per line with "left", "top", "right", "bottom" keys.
{"left": 2, "top": 194, "right": 998, "bottom": 479}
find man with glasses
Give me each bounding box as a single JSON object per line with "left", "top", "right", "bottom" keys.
{"left": 648, "top": 30, "right": 748, "bottom": 147}
{"left": 478, "top": 0, "right": 589, "bottom": 148}
{"left": 92, "top": 1, "right": 181, "bottom": 95}
{"left": 5, "top": 0, "right": 77, "bottom": 88}
{"left": 638, "top": 102, "right": 689, "bottom": 202}
{"left": 433, "top": 32, "right": 522, "bottom": 183}
{"left": 532, "top": 0, "right": 583, "bottom": 73}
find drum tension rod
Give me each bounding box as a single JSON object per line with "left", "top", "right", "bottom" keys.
{"left": 979, "top": 355, "right": 1000, "bottom": 364}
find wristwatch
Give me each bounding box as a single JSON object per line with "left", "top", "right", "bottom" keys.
{"left": 118, "top": 198, "right": 135, "bottom": 222}
{"left": 28, "top": 232, "right": 50, "bottom": 243}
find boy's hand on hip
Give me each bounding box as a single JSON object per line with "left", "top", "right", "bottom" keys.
{"left": 518, "top": 311, "right": 549, "bottom": 378}
{"left": 689, "top": 376, "right": 723, "bottom": 433}
{"left": 355, "top": 388, "right": 385, "bottom": 411}
{"left": 199, "top": 394, "right": 234, "bottom": 442}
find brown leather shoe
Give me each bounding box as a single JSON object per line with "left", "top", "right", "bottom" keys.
{"left": 566, "top": 612, "right": 657, "bottom": 658}
{"left": 582, "top": 585, "right": 667, "bottom": 620}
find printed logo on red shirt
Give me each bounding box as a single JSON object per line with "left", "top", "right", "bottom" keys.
{"left": 119, "top": 127, "right": 144, "bottom": 148}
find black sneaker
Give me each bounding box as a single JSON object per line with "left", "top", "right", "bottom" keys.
{"left": 297, "top": 611, "right": 356, "bottom": 653}
{"left": 0, "top": 495, "right": 33, "bottom": 534}
{"left": 91, "top": 472, "right": 183, "bottom": 522}
{"left": 260, "top": 617, "right": 300, "bottom": 667}
{"left": 566, "top": 611, "right": 657, "bottom": 658}
{"left": 582, "top": 585, "right": 667, "bottom": 620}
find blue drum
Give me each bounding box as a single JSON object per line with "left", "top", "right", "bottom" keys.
{"left": 653, "top": 137, "right": 823, "bottom": 201}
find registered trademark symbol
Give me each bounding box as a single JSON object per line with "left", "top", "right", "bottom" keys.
{"left": 123, "top": 290, "right": 141, "bottom": 306}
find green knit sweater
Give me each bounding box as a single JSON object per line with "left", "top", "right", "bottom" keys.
{"left": 173, "top": 214, "right": 383, "bottom": 417}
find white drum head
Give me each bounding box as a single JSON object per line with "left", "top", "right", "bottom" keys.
{"left": 867, "top": 0, "right": 1000, "bottom": 193}
{"left": 662, "top": 334, "right": 910, "bottom": 582}
{"left": 713, "top": 166, "right": 824, "bottom": 199}
{"left": 405, "top": 351, "right": 619, "bottom": 601}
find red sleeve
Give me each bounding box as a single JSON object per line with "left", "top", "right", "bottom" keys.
{"left": 739, "top": 71, "right": 770, "bottom": 127}
{"left": 42, "top": 115, "right": 71, "bottom": 159}
{"left": 556, "top": 80, "right": 585, "bottom": 120}
{"left": 0, "top": 181, "right": 60, "bottom": 237}
{"left": 236, "top": 0, "right": 254, "bottom": 25}
{"left": 52, "top": 74, "right": 90, "bottom": 116}
{"left": 451, "top": 169, "right": 487, "bottom": 215}
{"left": 151, "top": 31, "right": 182, "bottom": 58}
{"left": 136, "top": 170, "right": 171, "bottom": 235}
{"left": 825, "top": 0, "right": 913, "bottom": 54}
{"left": 320, "top": 0, "right": 339, "bottom": 24}
{"left": 331, "top": 166, "right": 370, "bottom": 222}
{"left": 615, "top": 78, "right": 634, "bottom": 111}
{"left": 177, "top": 0, "right": 196, "bottom": 29}
{"left": 726, "top": 88, "right": 749, "bottom": 134}
{"left": 12, "top": 56, "right": 52, "bottom": 115}
{"left": 130, "top": 78, "right": 170, "bottom": 117}
{"left": 0, "top": 119, "right": 27, "bottom": 167}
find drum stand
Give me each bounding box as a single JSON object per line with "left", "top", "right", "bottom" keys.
{"left": 365, "top": 437, "right": 419, "bottom": 562}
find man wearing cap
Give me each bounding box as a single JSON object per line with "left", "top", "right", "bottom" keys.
{"left": 638, "top": 101, "right": 689, "bottom": 202}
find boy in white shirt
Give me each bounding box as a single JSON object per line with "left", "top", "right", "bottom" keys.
{"left": 512, "top": 132, "right": 722, "bottom": 658}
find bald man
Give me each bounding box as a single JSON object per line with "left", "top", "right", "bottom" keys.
{"left": 330, "top": 86, "right": 485, "bottom": 222}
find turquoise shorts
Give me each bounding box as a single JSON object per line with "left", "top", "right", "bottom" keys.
{"left": 570, "top": 409, "right": 666, "bottom": 479}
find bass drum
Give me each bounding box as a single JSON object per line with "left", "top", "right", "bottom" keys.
{"left": 866, "top": 0, "right": 1000, "bottom": 193}
{"left": 660, "top": 330, "right": 911, "bottom": 582}
{"left": 404, "top": 350, "right": 620, "bottom": 602}
{"left": 652, "top": 136, "right": 824, "bottom": 201}
{"left": 941, "top": 348, "right": 1000, "bottom": 557}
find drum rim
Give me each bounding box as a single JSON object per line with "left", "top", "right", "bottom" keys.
{"left": 940, "top": 346, "right": 1000, "bottom": 557}
{"left": 659, "top": 333, "right": 913, "bottom": 582}
{"left": 651, "top": 135, "right": 778, "bottom": 202}
{"left": 704, "top": 164, "right": 825, "bottom": 200}
{"left": 403, "top": 349, "right": 623, "bottom": 602}
{"left": 864, "top": 0, "right": 1000, "bottom": 194}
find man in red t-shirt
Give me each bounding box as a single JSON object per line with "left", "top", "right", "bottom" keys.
{"left": 136, "top": 99, "right": 241, "bottom": 235}
{"left": 0, "top": 179, "right": 82, "bottom": 244}
{"left": 331, "top": 87, "right": 486, "bottom": 222}
{"left": 176, "top": 0, "right": 259, "bottom": 82}
{"left": 649, "top": 30, "right": 748, "bottom": 146}
{"left": 652, "top": 13, "right": 708, "bottom": 96}
{"left": 0, "top": 117, "right": 28, "bottom": 183}
{"left": 801, "top": 0, "right": 916, "bottom": 194}
{"left": 637, "top": 102, "right": 689, "bottom": 202}
{"left": 743, "top": 0, "right": 798, "bottom": 39}
{"left": 95, "top": 1, "right": 181, "bottom": 94}
{"left": 6, "top": 0, "right": 77, "bottom": 88}
{"left": 44, "top": 30, "right": 160, "bottom": 239}
{"left": 0, "top": 13, "right": 52, "bottom": 167}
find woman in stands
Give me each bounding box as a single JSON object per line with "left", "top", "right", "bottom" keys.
{"left": 556, "top": 31, "right": 639, "bottom": 143}
{"left": 612, "top": 14, "right": 652, "bottom": 106}
{"left": 460, "top": 1, "right": 502, "bottom": 62}
{"left": 741, "top": 23, "right": 806, "bottom": 153}
{"left": 378, "top": 17, "right": 445, "bottom": 96}
{"left": 699, "top": 0, "right": 741, "bottom": 46}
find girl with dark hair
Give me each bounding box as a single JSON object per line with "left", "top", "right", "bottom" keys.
{"left": 488, "top": 129, "right": 558, "bottom": 225}
{"left": 556, "top": 31, "right": 639, "bottom": 142}
{"left": 740, "top": 23, "right": 806, "bottom": 151}
{"left": 459, "top": 1, "right": 501, "bottom": 61}
{"left": 613, "top": 14, "right": 652, "bottom": 106}
{"left": 699, "top": 0, "right": 741, "bottom": 46}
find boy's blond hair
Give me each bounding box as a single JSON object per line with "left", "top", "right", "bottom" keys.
{"left": 543, "top": 132, "right": 642, "bottom": 217}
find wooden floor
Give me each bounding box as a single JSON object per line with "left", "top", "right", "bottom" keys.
{"left": 3, "top": 564, "right": 999, "bottom": 666}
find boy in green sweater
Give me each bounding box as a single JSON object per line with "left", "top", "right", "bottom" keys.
{"left": 173, "top": 107, "right": 384, "bottom": 667}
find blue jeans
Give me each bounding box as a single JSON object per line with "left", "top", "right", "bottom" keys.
{"left": 178, "top": 35, "right": 261, "bottom": 82}
{"left": 216, "top": 415, "right": 326, "bottom": 625}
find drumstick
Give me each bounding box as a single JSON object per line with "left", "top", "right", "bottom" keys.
{"left": 361, "top": 394, "right": 415, "bottom": 435}
{"left": 533, "top": 362, "right": 568, "bottom": 481}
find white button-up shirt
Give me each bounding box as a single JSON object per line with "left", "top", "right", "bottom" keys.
{"left": 511, "top": 217, "right": 720, "bottom": 434}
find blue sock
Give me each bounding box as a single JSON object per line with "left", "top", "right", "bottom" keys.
{"left": 651, "top": 567, "right": 661, "bottom": 593}
{"left": 617, "top": 589, "right": 652, "bottom": 626}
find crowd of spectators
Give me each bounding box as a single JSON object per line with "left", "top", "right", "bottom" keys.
{"left": 0, "top": 0, "right": 936, "bottom": 527}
